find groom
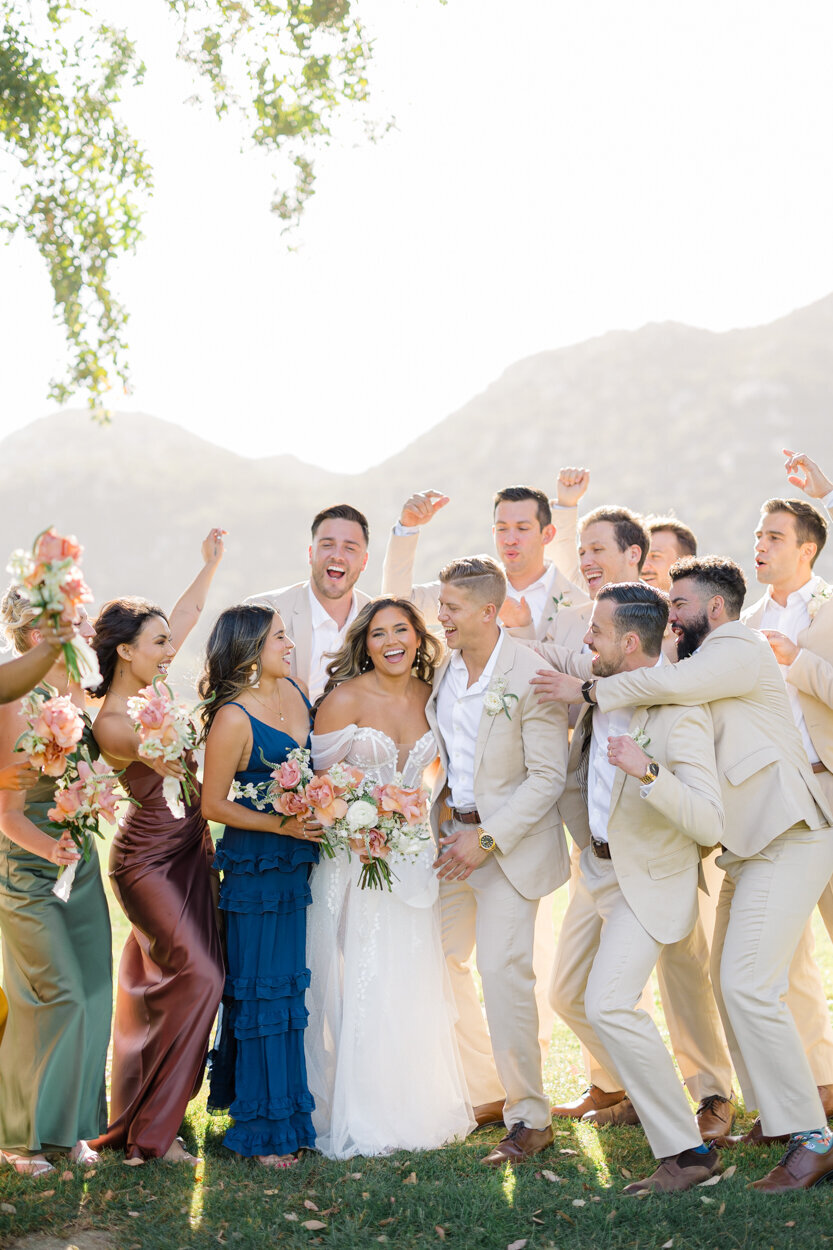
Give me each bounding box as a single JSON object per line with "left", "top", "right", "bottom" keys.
{"left": 425, "top": 555, "right": 569, "bottom": 1166}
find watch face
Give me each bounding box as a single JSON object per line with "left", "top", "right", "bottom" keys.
{"left": 479, "top": 832, "right": 496, "bottom": 850}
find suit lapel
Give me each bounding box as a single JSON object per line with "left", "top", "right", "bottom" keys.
{"left": 473, "top": 637, "right": 514, "bottom": 775}
{"left": 428, "top": 652, "right": 453, "bottom": 788}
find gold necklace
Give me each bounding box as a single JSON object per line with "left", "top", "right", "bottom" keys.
{"left": 249, "top": 681, "right": 285, "bottom": 722}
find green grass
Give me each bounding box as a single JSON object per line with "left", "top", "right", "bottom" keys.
{"left": 1, "top": 827, "right": 832, "bottom": 1250}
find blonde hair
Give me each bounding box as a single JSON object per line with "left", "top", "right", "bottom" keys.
{"left": 438, "top": 554, "right": 507, "bottom": 608}
{"left": 1, "top": 584, "right": 39, "bottom": 654}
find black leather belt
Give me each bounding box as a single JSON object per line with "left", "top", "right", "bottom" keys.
{"left": 590, "top": 836, "right": 611, "bottom": 860}
{"left": 450, "top": 807, "right": 481, "bottom": 824}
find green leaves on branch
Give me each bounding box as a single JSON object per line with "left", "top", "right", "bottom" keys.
{"left": 0, "top": 0, "right": 377, "bottom": 413}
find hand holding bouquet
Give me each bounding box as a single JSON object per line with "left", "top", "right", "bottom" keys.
{"left": 127, "top": 678, "right": 199, "bottom": 818}
{"left": 7, "top": 528, "right": 100, "bottom": 688}
{"left": 47, "top": 749, "right": 125, "bottom": 901}
{"left": 15, "top": 689, "right": 85, "bottom": 776}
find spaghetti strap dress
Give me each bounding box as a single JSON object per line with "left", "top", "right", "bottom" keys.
{"left": 208, "top": 687, "right": 318, "bottom": 1157}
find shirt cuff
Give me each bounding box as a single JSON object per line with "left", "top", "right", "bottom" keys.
{"left": 639, "top": 779, "right": 657, "bottom": 798}
{"left": 393, "top": 522, "right": 419, "bottom": 536}
{"left": 822, "top": 489, "right": 833, "bottom": 512}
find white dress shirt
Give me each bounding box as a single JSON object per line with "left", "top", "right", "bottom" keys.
{"left": 504, "top": 562, "right": 560, "bottom": 632}
{"left": 587, "top": 657, "right": 663, "bottom": 842}
{"left": 307, "top": 585, "right": 359, "bottom": 703}
{"left": 758, "top": 576, "right": 820, "bottom": 766}
{"left": 436, "top": 630, "right": 505, "bottom": 810}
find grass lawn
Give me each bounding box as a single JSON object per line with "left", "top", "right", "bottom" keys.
{"left": 1, "top": 826, "right": 832, "bottom": 1250}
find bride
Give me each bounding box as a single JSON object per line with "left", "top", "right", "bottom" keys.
{"left": 305, "top": 597, "right": 474, "bottom": 1159}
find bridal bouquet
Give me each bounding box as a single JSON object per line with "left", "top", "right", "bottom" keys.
{"left": 15, "top": 689, "right": 84, "bottom": 776}
{"left": 127, "top": 678, "right": 199, "bottom": 818}
{"left": 230, "top": 747, "right": 357, "bottom": 859}
{"left": 7, "top": 528, "right": 100, "bottom": 688}
{"left": 327, "top": 770, "right": 432, "bottom": 891}
{"left": 47, "top": 749, "right": 125, "bottom": 902}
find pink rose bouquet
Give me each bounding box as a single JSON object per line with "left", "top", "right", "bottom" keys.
{"left": 7, "top": 528, "right": 100, "bottom": 688}
{"left": 127, "top": 677, "right": 199, "bottom": 818}
{"left": 47, "top": 749, "right": 127, "bottom": 902}
{"left": 15, "top": 689, "right": 85, "bottom": 777}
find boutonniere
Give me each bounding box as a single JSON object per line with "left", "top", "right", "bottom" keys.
{"left": 546, "top": 592, "right": 573, "bottom": 623}
{"left": 629, "top": 728, "right": 653, "bottom": 756}
{"left": 808, "top": 584, "right": 833, "bottom": 621}
{"left": 483, "top": 675, "right": 519, "bottom": 719}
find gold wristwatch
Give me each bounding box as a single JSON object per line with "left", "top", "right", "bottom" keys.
{"left": 640, "top": 762, "right": 660, "bottom": 785}
{"left": 477, "top": 828, "right": 496, "bottom": 852}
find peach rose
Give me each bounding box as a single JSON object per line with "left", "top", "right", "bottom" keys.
{"left": 276, "top": 790, "right": 310, "bottom": 818}
{"left": 377, "top": 784, "right": 426, "bottom": 825}
{"left": 350, "top": 828, "right": 389, "bottom": 859}
{"left": 33, "top": 697, "right": 84, "bottom": 752}
{"left": 134, "top": 696, "right": 169, "bottom": 730}
{"left": 274, "top": 759, "right": 302, "bottom": 790}
{"left": 305, "top": 776, "right": 349, "bottom": 827}
{"left": 34, "top": 529, "right": 83, "bottom": 565}
{"left": 48, "top": 783, "right": 84, "bottom": 822}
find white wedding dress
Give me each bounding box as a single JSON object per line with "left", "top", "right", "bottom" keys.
{"left": 305, "top": 725, "right": 475, "bottom": 1159}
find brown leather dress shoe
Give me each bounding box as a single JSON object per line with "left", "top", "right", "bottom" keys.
{"left": 551, "top": 1085, "right": 626, "bottom": 1119}
{"left": 471, "top": 1100, "right": 505, "bottom": 1130}
{"left": 623, "top": 1146, "right": 720, "bottom": 1194}
{"left": 695, "top": 1094, "right": 736, "bottom": 1141}
{"left": 582, "top": 1095, "right": 640, "bottom": 1127}
{"left": 480, "top": 1121, "right": 554, "bottom": 1167}
{"left": 751, "top": 1137, "right": 833, "bottom": 1191}
{"left": 719, "top": 1117, "right": 788, "bottom": 1148}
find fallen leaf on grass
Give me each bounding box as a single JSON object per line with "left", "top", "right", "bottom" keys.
{"left": 559, "top": 1148, "right": 578, "bottom": 1156}
{"left": 786, "top": 1222, "right": 796, "bottom": 1228}
{"left": 263, "top": 1190, "right": 279, "bottom": 1196}
{"left": 721, "top": 1164, "right": 737, "bottom": 1180}
{"left": 576, "top": 1163, "right": 587, "bottom": 1173}
{"left": 662, "top": 1241, "right": 673, "bottom": 1248}
{"left": 86, "top": 1168, "right": 97, "bottom": 1176}
{"left": 0, "top": 1203, "right": 16, "bottom": 1215}
{"left": 103, "top": 1189, "right": 115, "bottom": 1202}
{"left": 402, "top": 1172, "right": 417, "bottom": 1184}
{"left": 620, "top": 1167, "right": 632, "bottom": 1178}
{"left": 347, "top": 1172, "right": 362, "bottom": 1180}
{"left": 540, "top": 1169, "right": 561, "bottom": 1183}
{"left": 606, "top": 1209, "right": 616, "bottom": 1221}
{"left": 556, "top": 1210, "right": 574, "bottom": 1224}
{"left": 379, "top": 1218, "right": 396, "bottom": 1226}
{"left": 572, "top": 1199, "right": 585, "bottom": 1207}
{"left": 507, "top": 1240, "right": 528, "bottom": 1250}
{"left": 128, "top": 1211, "right": 140, "bottom": 1218}
{"left": 435, "top": 1228, "right": 446, "bottom": 1241}
{"left": 532, "top": 1217, "right": 544, "bottom": 1225}
{"left": 362, "top": 1193, "right": 370, "bottom": 1199}
{"left": 304, "top": 1200, "right": 319, "bottom": 1210}
{"left": 699, "top": 1174, "right": 721, "bottom": 1187}
{"left": 590, "top": 1196, "right": 601, "bottom": 1203}
{"left": 303, "top": 1220, "right": 327, "bottom": 1231}
{"left": 284, "top": 1212, "right": 299, "bottom": 1221}
{"left": 718, "top": 1202, "right": 725, "bottom": 1216}
{"left": 60, "top": 1170, "right": 74, "bottom": 1181}
{"left": 319, "top": 1206, "right": 340, "bottom": 1216}
{"left": 700, "top": 1196, "right": 714, "bottom": 1205}
{"left": 40, "top": 1189, "right": 55, "bottom": 1198}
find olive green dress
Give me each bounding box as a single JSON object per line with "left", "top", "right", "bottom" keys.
{"left": 0, "top": 723, "right": 112, "bottom": 1152}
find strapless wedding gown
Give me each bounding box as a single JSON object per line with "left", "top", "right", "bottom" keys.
{"left": 305, "top": 725, "right": 474, "bottom": 1159}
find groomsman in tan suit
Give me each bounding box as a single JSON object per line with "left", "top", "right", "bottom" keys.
{"left": 247, "top": 504, "right": 372, "bottom": 701}
{"left": 738, "top": 494, "right": 833, "bottom": 1135}
{"left": 535, "top": 556, "right": 833, "bottom": 1191}
{"left": 552, "top": 583, "right": 725, "bottom": 1192}
{"left": 381, "top": 484, "right": 585, "bottom": 1062}
{"left": 425, "top": 556, "right": 569, "bottom": 1166}
{"left": 530, "top": 508, "right": 735, "bottom": 1138}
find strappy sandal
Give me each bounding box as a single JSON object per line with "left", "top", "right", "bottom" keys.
{"left": 0, "top": 1150, "right": 54, "bottom": 1177}
{"left": 69, "top": 1140, "right": 99, "bottom": 1166}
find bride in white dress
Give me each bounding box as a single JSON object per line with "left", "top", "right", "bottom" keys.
{"left": 305, "top": 598, "right": 474, "bottom": 1159}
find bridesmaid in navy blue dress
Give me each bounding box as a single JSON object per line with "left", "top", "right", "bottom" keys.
{"left": 200, "top": 605, "right": 322, "bottom": 1168}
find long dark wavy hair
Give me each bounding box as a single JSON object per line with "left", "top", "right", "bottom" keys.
{"left": 198, "top": 604, "right": 275, "bottom": 742}
{"left": 320, "top": 598, "right": 442, "bottom": 699}
{"left": 91, "top": 597, "right": 169, "bottom": 699}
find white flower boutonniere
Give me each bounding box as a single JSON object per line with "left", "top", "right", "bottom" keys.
{"left": 629, "top": 728, "right": 653, "bottom": 756}
{"left": 484, "top": 676, "right": 519, "bottom": 719}
{"left": 546, "top": 592, "right": 573, "bottom": 623}
{"left": 808, "top": 584, "right": 833, "bottom": 622}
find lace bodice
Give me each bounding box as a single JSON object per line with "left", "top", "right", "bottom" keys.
{"left": 310, "top": 725, "right": 436, "bottom": 787}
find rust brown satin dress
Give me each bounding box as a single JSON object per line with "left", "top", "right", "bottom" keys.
{"left": 90, "top": 759, "right": 224, "bottom": 1160}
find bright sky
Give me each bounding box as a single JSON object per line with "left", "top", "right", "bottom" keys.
{"left": 2, "top": 0, "right": 832, "bottom": 471}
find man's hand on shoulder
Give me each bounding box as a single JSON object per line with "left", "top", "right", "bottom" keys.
{"left": 499, "top": 596, "right": 532, "bottom": 628}
{"left": 530, "top": 668, "right": 585, "bottom": 704}
{"left": 399, "top": 490, "right": 450, "bottom": 528}
{"left": 554, "top": 466, "right": 590, "bottom": 509}
{"left": 761, "top": 629, "right": 800, "bottom": 666}
{"left": 783, "top": 449, "right": 833, "bottom": 500}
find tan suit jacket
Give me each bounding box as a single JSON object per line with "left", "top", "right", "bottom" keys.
{"left": 425, "top": 633, "right": 570, "bottom": 900}
{"left": 594, "top": 621, "right": 832, "bottom": 857}
{"left": 245, "top": 580, "right": 373, "bottom": 687}
{"left": 743, "top": 581, "right": 833, "bottom": 772}
{"left": 381, "top": 529, "right": 586, "bottom": 635}
{"left": 559, "top": 702, "right": 723, "bottom": 944}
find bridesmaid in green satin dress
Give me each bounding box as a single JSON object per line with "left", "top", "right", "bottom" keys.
{"left": 0, "top": 590, "right": 112, "bottom": 1178}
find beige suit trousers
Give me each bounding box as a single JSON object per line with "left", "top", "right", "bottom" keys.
{"left": 551, "top": 847, "right": 703, "bottom": 1159}
{"left": 533, "top": 891, "right": 558, "bottom": 1059}
{"left": 712, "top": 823, "right": 833, "bottom": 1137}
{"left": 439, "top": 821, "right": 549, "bottom": 1130}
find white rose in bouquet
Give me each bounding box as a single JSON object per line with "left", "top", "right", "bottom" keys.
{"left": 345, "top": 798, "right": 379, "bottom": 832}
{"left": 483, "top": 691, "right": 504, "bottom": 716}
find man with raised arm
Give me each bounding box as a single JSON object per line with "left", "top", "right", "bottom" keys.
{"left": 534, "top": 556, "right": 833, "bottom": 1191}
{"left": 426, "top": 556, "right": 569, "bottom": 1167}
{"left": 247, "top": 504, "right": 372, "bottom": 702}
{"left": 552, "top": 583, "right": 724, "bottom": 1193}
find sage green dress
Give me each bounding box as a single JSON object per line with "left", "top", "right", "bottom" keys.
{"left": 0, "top": 722, "right": 112, "bottom": 1152}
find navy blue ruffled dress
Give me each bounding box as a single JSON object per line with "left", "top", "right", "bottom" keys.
{"left": 209, "top": 693, "right": 318, "bottom": 1157}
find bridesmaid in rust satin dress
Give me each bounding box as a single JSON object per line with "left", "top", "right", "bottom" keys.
{"left": 87, "top": 530, "right": 226, "bottom": 1164}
